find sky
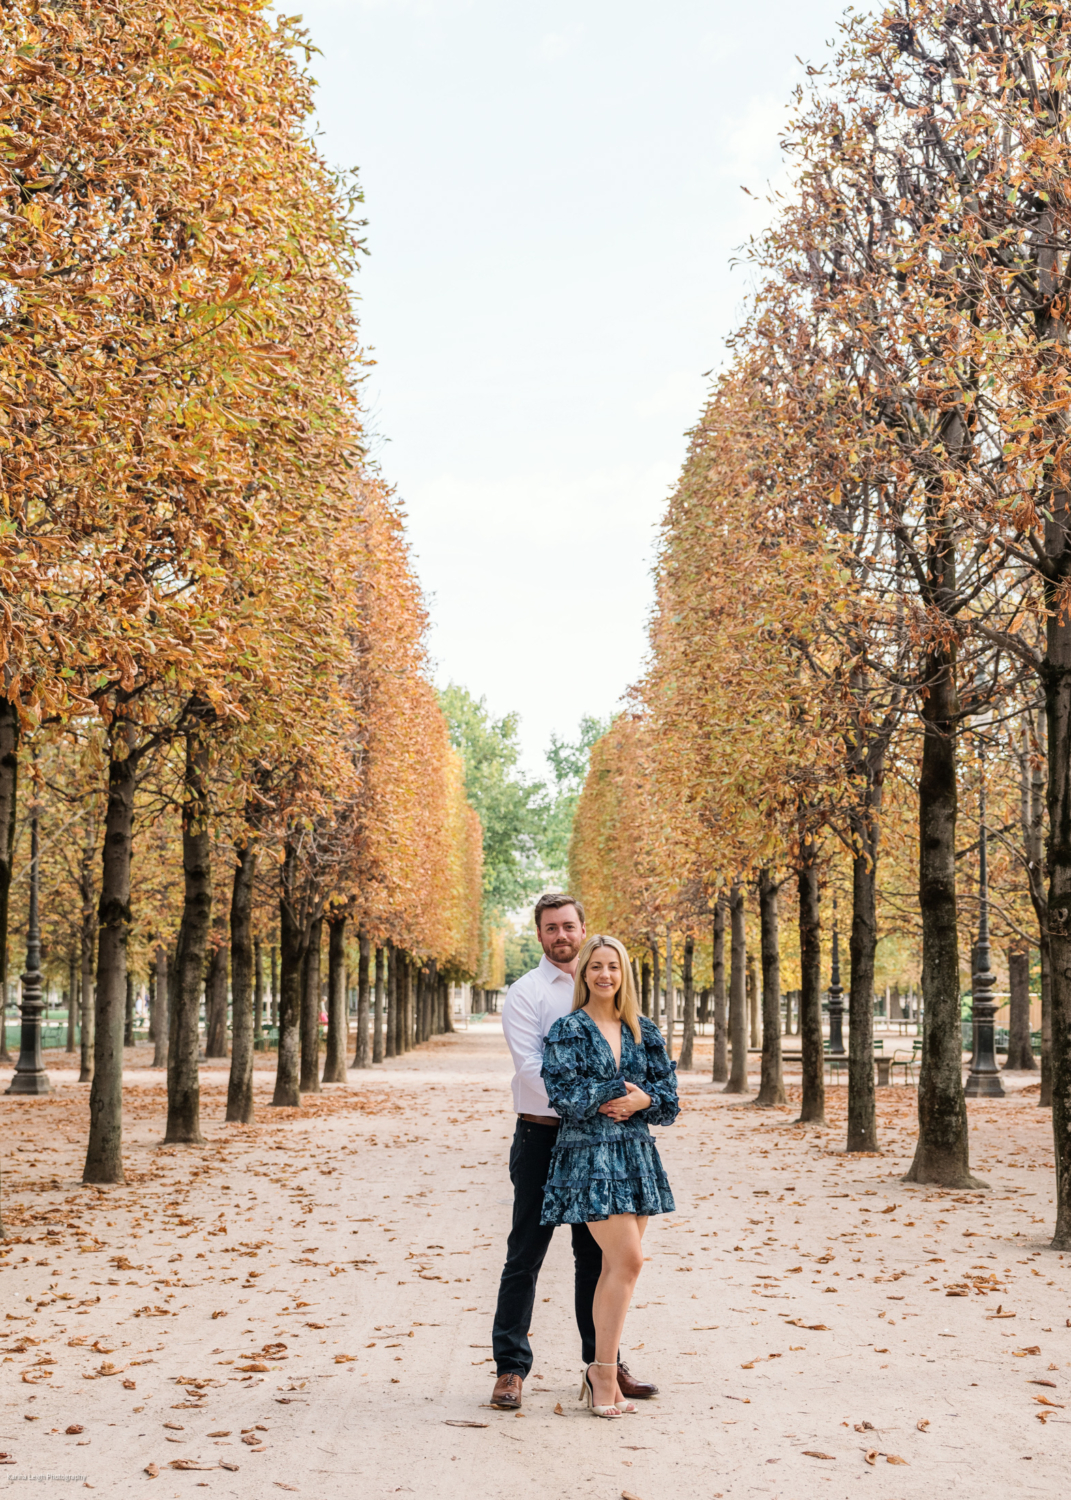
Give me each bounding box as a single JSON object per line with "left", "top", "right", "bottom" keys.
{"left": 298, "top": 0, "right": 852, "bottom": 777}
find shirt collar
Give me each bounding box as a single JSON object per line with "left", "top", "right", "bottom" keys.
{"left": 538, "top": 953, "right": 574, "bottom": 987}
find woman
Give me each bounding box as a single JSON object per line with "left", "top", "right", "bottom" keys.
{"left": 540, "top": 933, "right": 678, "bottom": 1418}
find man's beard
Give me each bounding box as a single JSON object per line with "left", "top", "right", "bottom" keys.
{"left": 548, "top": 938, "right": 580, "bottom": 961}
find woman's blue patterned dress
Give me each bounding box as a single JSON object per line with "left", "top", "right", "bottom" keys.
{"left": 539, "top": 1009, "right": 678, "bottom": 1226}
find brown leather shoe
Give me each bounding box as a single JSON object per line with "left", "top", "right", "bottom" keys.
{"left": 491, "top": 1372, "right": 523, "bottom": 1410}
{"left": 617, "top": 1363, "right": 658, "bottom": 1399}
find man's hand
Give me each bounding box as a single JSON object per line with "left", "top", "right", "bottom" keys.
{"left": 598, "top": 1080, "right": 651, "bottom": 1122}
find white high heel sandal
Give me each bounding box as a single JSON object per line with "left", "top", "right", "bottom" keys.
{"left": 579, "top": 1362, "right": 624, "bottom": 1418}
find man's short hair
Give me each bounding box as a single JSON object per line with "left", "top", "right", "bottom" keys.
{"left": 534, "top": 892, "right": 585, "bottom": 929}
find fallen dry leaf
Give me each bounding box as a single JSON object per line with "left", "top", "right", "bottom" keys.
{"left": 211, "top": 1311, "right": 227, "bottom": 1320}
{"left": 803, "top": 1451, "right": 836, "bottom": 1460}
{"left": 1034, "top": 1396, "right": 1065, "bottom": 1408}
{"left": 144, "top": 1464, "right": 159, "bottom": 1478}
{"left": 553, "top": 1402, "right": 564, "bottom": 1415}
{"left": 1029, "top": 1380, "right": 1057, "bottom": 1389}
{"left": 886, "top": 1455, "right": 908, "bottom": 1465}
{"left": 219, "top": 1461, "right": 239, "bottom": 1472}
{"left": 208, "top": 1431, "right": 231, "bottom": 1438}
{"left": 168, "top": 1460, "right": 216, "bottom": 1471}
{"left": 122, "top": 1379, "right": 135, "bottom": 1390}
{"left": 854, "top": 1422, "right": 875, "bottom": 1433}
{"left": 66, "top": 1425, "right": 84, "bottom": 1436}
{"left": 621, "top": 1491, "right": 645, "bottom": 1500}
{"left": 443, "top": 1420, "right": 487, "bottom": 1429}
{"left": 864, "top": 1451, "right": 878, "bottom": 1466}
{"left": 917, "top": 1419, "right": 930, "bottom": 1432}
{"left": 334, "top": 1354, "right": 356, "bottom": 1364}
{"left": 236, "top": 1362, "right": 269, "bottom": 1373}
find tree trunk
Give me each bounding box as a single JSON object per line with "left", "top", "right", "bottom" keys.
{"left": 725, "top": 883, "right": 749, "bottom": 1094}
{"left": 847, "top": 812, "right": 879, "bottom": 1152}
{"left": 651, "top": 938, "right": 661, "bottom": 1036}
{"left": 354, "top": 931, "right": 371, "bottom": 1068}
{"left": 300, "top": 914, "right": 322, "bottom": 1093}
{"left": 66, "top": 950, "right": 78, "bottom": 1053}
{"left": 640, "top": 958, "right": 651, "bottom": 1019}
{"left": 373, "top": 944, "right": 385, "bottom": 1062}
{"left": 0, "top": 697, "right": 17, "bottom": 1065}
{"left": 254, "top": 936, "right": 264, "bottom": 1045}
{"left": 712, "top": 899, "right": 728, "bottom": 1083}
{"left": 756, "top": 869, "right": 785, "bottom": 1106}
{"left": 225, "top": 837, "right": 256, "bottom": 1124}
{"left": 272, "top": 838, "right": 306, "bottom": 1108}
{"left": 396, "top": 950, "right": 408, "bottom": 1053}
{"left": 664, "top": 927, "right": 675, "bottom": 1060}
{"left": 403, "top": 952, "right": 414, "bottom": 1052}
{"left": 905, "top": 628, "right": 980, "bottom": 1187}
{"left": 323, "top": 913, "right": 348, "bottom": 1082}
{"left": 83, "top": 727, "right": 138, "bottom": 1185}
{"left": 124, "top": 971, "right": 135, "bottom": 1047}
{"left": 1041, "top": 944, "right": 1053, "bottom": 1106}
{"left": 1021, "top": 703, "right": 1050, "bottom": 1099}
{"left": 442, "top": 971, "right": 454, "bottom": 1033}
{"left": 678, "top": 932, "right": 695, "bottom": 1071}
{"left": 797, "top": 855, "right": 825, "bottom": 1124}
{"left": 386, "top": 941, "right": 397, "bottom": 1058}
{"left": 1005, "top": 948, "right": 1035, "bottom": 1070}
{"left": 1045, "top": 493, "right": 1071, "bottom": 1243}
{"left": 165, "top": 726, "right": 211, "bottom": 1144}
{"left": 78, "top": 843, "right": 96, "bottom": 1084}
{"left": 204, "top": 920, "right": 229, "bottom": 1058}
{"left": 152, "top": 944, "right": 169, "bottom": 1070}
{"left": 747, "top": 952, "right": 759, "bottom": 1048}
{"left": 270, "top": 944, "right": 278, "bottom": 1027}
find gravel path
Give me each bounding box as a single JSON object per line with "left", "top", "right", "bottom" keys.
{"left": 0, "top": 1024, "right": 1067, "bottom": 1498}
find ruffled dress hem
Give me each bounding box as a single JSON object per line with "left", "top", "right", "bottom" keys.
{"left": 539, "top": 1132, "right": 675, "bottom": 1226}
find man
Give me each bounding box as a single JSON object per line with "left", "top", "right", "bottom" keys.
{"left": 489, "top": 891, "right": 658, "bottom": 1410}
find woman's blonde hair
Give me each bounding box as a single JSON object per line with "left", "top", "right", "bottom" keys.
{"left": 572, "top": 934, "right": 642, "bottom": 1043}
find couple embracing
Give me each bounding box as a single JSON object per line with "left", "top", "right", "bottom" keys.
{"left": 490, "top": 893, "right": 679, "bottom": 1419}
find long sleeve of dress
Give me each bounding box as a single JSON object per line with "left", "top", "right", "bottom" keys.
{"left": 637, "top": 1021, "right": 680, "bottom": 1126}
{"left": 541, "top": 1028, "right": 627, "bottom": 1123}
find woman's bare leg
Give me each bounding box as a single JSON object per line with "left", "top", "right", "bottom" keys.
{"left": 586, "top": 1214, "right": 648, "bottom": 1407}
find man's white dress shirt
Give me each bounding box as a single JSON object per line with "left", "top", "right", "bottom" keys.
{"left": 501, "top": 954, "right": 576, "bottom": 1116}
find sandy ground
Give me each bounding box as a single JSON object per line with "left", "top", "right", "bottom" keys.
{"left": 0, "top": 1022, "right": 1068, "bottom": 1500}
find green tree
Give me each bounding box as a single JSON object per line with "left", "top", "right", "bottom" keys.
{"left": 541, "top": 716, "right": 611, "bottom": 885}
{"left": 439, "top": 685, "right": 545, "bottom": 915}
{"left": 503, "top": 925, "right": 544, "bottom": 985}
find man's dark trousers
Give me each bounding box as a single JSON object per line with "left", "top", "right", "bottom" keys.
{"left": 492, "top": 1118, "right": 601, "bottom": 1377}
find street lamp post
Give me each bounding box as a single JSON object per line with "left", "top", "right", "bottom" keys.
{"left": 827, "top": 894, "right": 846, "bottom": 1056}
{"left": 6, "top": 787, "right": 50, "bottom": 1096}
{"left": 965, "top": 767, "right": 1004, "bottom": 1098}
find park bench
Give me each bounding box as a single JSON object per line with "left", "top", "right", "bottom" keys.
{"left": 823, "top": 1038, "right": 885, "bottom": 1083}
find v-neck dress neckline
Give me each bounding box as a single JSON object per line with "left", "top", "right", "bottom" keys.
{"left": 578, "top": 1006, "right": 624, "bottom": 1070}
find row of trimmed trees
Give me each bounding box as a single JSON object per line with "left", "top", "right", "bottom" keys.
{"left": 0, "top": 1, "right": 483, "bottom": 1185}
{"left": 571, "top": 0, "right": 1071, "bottom": 1248}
